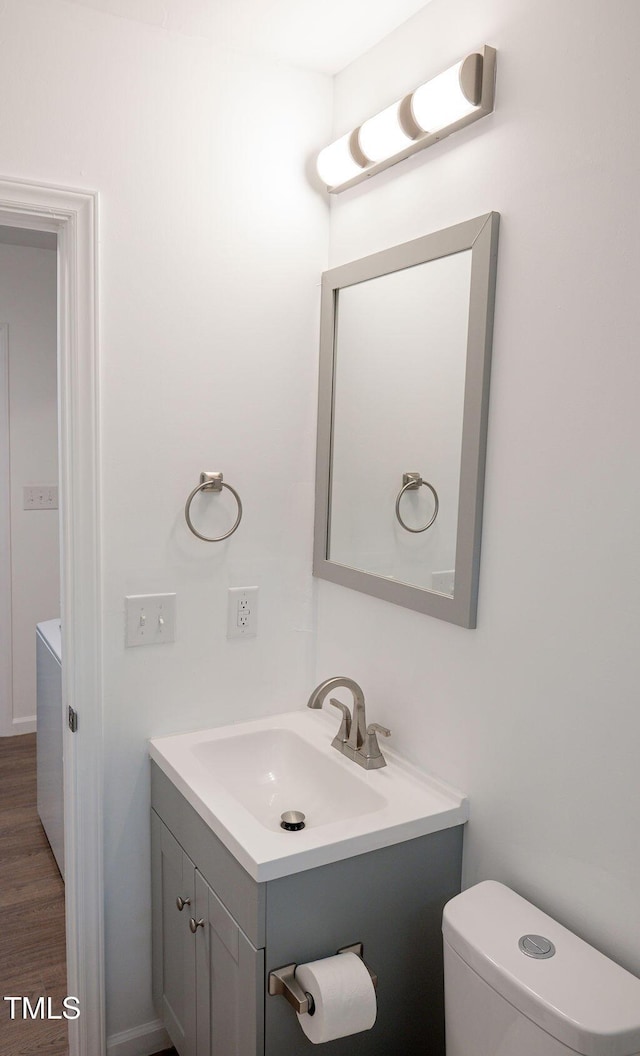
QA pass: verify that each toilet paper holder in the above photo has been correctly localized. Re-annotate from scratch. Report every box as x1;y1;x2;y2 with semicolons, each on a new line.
268;942;377;1015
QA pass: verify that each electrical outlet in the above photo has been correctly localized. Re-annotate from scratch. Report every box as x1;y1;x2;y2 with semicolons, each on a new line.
227;586;258;638
125;593;176;647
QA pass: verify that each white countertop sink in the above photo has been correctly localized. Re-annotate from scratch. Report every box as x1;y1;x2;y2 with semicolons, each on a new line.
149;709;468;882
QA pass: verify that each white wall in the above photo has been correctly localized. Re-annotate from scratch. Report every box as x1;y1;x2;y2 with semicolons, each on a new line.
317;0;640;979
0;242;59;731
0;0;331;1046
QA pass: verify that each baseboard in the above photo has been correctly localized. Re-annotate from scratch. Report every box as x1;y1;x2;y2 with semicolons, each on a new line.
106;1018;171;1056
10;715;36;735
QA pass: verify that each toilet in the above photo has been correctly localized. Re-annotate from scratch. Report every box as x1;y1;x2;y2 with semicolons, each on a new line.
443;880;640;1056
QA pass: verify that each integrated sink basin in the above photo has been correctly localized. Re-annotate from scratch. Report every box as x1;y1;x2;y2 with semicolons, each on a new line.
149;709;468;881
191;728;386;830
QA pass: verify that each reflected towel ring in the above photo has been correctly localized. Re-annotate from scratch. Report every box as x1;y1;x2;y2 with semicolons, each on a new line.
184;471;243;542
395;472;439;533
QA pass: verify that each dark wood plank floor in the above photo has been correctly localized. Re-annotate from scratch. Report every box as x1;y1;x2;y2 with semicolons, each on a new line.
0;733;68;1055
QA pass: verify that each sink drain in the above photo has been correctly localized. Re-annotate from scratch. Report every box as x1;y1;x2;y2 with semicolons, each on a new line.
280;811;306;831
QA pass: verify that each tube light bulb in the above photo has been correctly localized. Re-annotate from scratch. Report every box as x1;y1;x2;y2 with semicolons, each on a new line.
358;101;414;164
316;132;366;188
410;60;480;135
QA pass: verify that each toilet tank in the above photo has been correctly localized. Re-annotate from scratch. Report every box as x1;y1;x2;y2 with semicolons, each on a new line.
442;881;640;1056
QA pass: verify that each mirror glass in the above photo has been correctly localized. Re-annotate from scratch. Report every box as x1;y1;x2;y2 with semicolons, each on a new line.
313;213;499;627
329;251;472;596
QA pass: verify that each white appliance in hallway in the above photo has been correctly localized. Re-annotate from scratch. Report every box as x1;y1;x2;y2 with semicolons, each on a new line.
36;618;64;878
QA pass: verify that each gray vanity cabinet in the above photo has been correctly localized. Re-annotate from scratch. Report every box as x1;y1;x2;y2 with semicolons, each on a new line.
151;760;463;1056
194;871;264;1056
152;813;197;1056
151;807;264;1056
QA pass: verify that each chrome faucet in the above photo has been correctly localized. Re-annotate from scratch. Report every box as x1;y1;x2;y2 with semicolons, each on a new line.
306;676;390;770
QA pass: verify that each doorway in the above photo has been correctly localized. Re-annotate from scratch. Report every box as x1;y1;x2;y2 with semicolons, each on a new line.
0;228;59;738
0;177;103;1056
0;227;65;1054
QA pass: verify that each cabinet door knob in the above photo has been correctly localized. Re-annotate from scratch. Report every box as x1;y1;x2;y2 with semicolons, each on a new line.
176;896;191;911
189;917;205;934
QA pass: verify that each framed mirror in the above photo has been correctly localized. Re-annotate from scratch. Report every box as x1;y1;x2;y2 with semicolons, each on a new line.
312;212;499;628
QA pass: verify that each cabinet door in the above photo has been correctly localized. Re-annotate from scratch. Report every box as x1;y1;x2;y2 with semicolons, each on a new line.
195;870;264;1056
151;811;197;1056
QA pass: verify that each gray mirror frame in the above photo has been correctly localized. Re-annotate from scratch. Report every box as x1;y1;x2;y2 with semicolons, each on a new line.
312;211;499;628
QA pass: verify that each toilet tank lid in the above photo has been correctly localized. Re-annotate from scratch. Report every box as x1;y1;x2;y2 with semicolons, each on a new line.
443;881;640;1056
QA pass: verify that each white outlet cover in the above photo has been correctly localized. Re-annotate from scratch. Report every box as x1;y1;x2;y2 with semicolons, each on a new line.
125;593;176;647
227;586;258;638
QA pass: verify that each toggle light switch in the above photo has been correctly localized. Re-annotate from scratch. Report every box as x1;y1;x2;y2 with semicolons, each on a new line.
125;594;176;647
23;485;58;510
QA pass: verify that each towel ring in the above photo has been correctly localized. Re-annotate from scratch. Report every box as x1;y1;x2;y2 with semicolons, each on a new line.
184;471;243;542
395;472;439;533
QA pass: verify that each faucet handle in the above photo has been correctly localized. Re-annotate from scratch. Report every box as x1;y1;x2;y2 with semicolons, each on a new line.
328;697;351;746
367;723;390;738
362;723;391;769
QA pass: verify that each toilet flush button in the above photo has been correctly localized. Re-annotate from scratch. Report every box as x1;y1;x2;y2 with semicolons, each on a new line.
519;934;556;959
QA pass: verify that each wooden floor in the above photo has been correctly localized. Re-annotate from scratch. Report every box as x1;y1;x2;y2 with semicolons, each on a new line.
0;735;179;1056
0;733;68;1055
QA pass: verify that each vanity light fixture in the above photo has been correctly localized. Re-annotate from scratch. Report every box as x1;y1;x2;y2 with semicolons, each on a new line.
316;45;496;193
315;130;368;188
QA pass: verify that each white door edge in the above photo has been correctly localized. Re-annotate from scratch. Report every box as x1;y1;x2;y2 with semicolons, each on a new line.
0;323;12;737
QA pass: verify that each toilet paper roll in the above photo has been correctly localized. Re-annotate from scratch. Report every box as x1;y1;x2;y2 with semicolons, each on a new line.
295;952;377;1045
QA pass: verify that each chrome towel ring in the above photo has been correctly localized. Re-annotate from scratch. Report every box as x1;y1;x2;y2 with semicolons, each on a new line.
395;472;439;533
184;471;243;542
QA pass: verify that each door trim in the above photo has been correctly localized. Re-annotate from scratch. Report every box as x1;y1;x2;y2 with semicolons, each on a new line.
0;324;12;736
0;175;104;1056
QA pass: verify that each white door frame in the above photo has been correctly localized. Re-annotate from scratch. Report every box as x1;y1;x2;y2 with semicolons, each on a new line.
0;323;12;736
0;176;104;1056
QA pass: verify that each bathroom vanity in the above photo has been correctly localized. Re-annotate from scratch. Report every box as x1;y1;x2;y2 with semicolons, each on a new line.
150;710;468;1056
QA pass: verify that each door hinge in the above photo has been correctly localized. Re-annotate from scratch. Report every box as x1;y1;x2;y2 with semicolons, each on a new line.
68;706;78;733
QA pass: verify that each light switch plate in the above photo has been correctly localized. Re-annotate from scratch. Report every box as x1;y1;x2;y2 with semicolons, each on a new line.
23;485;58;510
125;593;176;647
